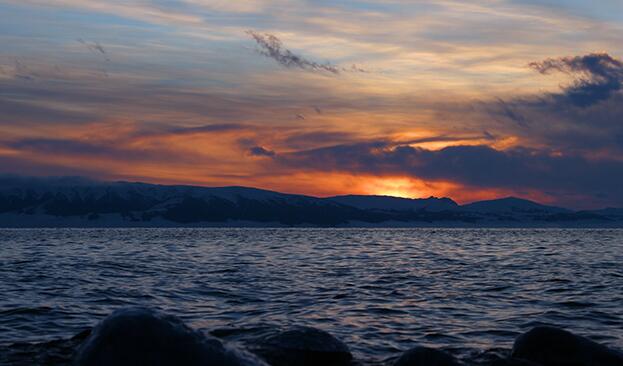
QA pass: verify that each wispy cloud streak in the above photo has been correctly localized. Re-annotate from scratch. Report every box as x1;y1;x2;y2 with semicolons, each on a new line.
77;38;110;61
247;30;341;74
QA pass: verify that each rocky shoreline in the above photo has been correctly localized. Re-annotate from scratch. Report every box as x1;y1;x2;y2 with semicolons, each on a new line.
2;307;622;366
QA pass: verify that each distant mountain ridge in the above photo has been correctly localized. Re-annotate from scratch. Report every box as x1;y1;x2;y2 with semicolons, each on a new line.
0;176;621;227
461;197;570;213
328;195;458;212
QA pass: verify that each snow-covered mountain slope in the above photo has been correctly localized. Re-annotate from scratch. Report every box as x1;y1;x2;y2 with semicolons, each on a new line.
0;176;621;227
461;197;570;213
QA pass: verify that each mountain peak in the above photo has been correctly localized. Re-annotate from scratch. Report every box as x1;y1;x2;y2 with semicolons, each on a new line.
3;175;622;227
462;196;569;213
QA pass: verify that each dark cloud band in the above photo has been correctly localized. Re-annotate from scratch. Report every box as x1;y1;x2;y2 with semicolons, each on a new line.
529;53;623;107
275;142;623;206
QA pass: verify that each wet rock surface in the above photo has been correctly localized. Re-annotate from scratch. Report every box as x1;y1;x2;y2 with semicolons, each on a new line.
2;311;623;366
74;307;267;366
511;326;623;366
247;325;353;366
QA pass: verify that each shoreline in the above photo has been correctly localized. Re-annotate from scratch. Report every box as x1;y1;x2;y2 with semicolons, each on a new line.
2;307;623;366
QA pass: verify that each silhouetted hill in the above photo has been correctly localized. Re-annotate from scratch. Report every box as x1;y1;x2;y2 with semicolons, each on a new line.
326;195;458;212
0;176;621;227
461;197;570;213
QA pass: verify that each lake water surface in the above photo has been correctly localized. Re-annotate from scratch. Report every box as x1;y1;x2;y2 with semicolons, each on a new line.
1;228;622;363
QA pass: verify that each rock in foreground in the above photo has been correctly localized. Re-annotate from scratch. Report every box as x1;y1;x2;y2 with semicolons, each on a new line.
249;325;353;366
75;307;267;366
393;346;460;366
511;326;623;366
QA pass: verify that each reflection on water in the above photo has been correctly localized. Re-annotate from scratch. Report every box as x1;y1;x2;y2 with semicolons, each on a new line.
0;228;622;362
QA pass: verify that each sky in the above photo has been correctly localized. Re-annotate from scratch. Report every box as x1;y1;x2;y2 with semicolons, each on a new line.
1;0;623;209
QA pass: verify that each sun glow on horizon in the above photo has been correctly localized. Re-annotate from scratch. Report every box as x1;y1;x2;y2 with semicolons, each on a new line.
362;177;424;199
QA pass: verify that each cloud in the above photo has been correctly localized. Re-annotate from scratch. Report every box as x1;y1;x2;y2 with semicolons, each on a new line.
77;38;110;61
0;155;108;179
0;74;320;128
274;142;623;207
281;131;355;148
166;123;249;135
6;137;187;163
492;97;527;127
529;53;623;107
246;30;341;74
401;134;487;145
12;60;36;81
247;145;275;157
483;130;496;140
0;98;96;125
126;123;252;142
8;138;131;158
475;52;623;156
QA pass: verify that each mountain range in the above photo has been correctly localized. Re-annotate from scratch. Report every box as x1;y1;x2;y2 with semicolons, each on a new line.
0;176;622;227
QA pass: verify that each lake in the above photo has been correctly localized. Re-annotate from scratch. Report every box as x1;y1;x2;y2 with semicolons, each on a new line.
1;228;622;364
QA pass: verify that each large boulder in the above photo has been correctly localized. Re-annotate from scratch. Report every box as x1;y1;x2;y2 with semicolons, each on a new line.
393;346;460;366
248;326;353;366
74;307;267;366
511;326;623;366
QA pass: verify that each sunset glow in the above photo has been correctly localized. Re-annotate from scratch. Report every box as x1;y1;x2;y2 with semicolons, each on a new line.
1;1;623;209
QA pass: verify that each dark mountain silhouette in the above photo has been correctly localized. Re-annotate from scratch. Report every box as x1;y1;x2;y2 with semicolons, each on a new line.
0;176;620;227
327;195;458;212
461;197;569;213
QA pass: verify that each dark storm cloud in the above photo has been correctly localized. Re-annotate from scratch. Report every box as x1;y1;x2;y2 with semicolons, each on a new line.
529;53;623;107
247;146;275;157
275;142;623;205
247;30;341;74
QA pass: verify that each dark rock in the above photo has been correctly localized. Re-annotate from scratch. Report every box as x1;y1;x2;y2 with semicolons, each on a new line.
74;307;267;366
511;326;623;366
490;358;543;366
249;326;352;366
393;346;460;366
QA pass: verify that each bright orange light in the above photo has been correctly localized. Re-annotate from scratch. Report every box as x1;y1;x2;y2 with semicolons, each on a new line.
363;177;418;198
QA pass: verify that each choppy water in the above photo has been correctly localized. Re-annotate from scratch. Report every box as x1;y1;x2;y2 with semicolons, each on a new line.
1;228;622;364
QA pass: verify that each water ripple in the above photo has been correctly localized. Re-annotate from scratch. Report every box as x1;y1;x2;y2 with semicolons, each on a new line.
0;228;622;363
